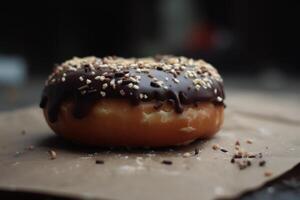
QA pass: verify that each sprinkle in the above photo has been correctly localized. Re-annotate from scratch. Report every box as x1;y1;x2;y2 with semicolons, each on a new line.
102;83;108;89
139;93;144;99
63;73;67;77
133;85;139;90
259;160;266;167
214;88;217;94
61;77;66;82
172;78;180;83
183;152;192;158
212;144;220;150
79;76;84;81
95;160;104;164
217;96;223;102
220;148;228;153
264;171;272;177
117;79;123;85
128;83;133;88
161;160;172;165
120;90;125;96
91;71;95;75
246;139;253;144
86;79;92;84
95;76;105;81
195;85;201;90
48;150;57;160
100;91;106;97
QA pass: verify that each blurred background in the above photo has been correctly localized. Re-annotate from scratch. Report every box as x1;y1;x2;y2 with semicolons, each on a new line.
0;0;299;111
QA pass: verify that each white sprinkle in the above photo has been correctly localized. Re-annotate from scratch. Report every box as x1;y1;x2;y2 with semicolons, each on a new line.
217;96;223;102
144;94;148;99
61;77;66;82
173;78;180;83
214;88;217;94
79;76;84;81
63;73;67;77
163;86;168;90
110;79;115;86
133;85;139;90
95;75;105;81
139;93;144;99
91;71;95;75
195;85;201;90
100;91;106;97
51;79;56;83
128;83;133;88
86;79;92;84
102;83;108;89
117;79;123;85
120;90;126;96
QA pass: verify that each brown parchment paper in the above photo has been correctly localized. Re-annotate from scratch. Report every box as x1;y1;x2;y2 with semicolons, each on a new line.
0;90;300;200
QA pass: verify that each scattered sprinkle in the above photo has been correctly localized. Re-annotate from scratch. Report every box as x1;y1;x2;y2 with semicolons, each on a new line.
48;150;57;160
95;160;104;164
161;160;172;165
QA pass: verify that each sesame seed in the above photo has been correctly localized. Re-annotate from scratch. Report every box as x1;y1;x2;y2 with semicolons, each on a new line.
86;79;92;84
217;96;223;102
183;152;192;158
117;79;123;84
120;90;125;96
102;83;108;89
173;78;180;83
195;85;201;90
128;83;133;88
212;144;220;150
100;91;106;97
246;139;253;144
48;150;57;160
95;76;105;81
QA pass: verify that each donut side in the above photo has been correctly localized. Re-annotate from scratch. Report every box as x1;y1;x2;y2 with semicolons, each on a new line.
43;99;224;147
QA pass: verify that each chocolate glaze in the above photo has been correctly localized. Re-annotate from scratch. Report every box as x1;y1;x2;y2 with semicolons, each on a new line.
40;56;225;122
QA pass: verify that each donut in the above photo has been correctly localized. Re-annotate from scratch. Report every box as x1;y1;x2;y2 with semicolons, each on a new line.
40;56;225;147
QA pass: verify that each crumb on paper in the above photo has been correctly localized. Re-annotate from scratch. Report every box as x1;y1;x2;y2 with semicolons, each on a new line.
183;152;192;158
264;171;273;177
212;144;220;150
48;150;57;160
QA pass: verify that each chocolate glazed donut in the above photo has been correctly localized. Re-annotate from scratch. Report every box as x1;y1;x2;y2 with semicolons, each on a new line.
40;56;225;147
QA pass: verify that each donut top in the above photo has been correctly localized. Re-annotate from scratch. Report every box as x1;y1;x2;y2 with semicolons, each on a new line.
40;56;225;122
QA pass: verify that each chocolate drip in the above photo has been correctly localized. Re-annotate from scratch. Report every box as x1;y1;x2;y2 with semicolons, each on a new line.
40;56;225;122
